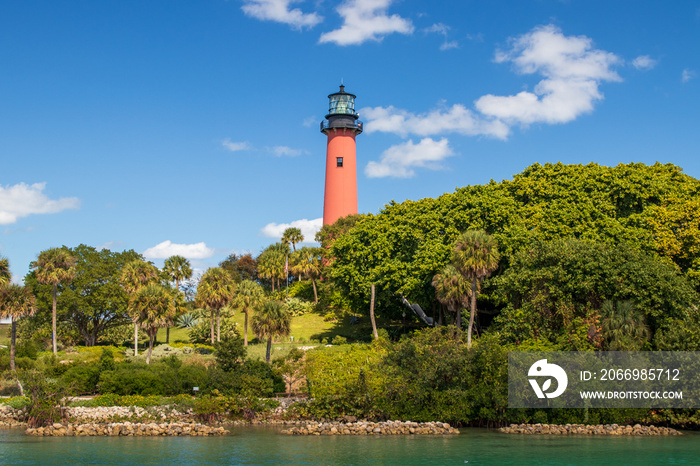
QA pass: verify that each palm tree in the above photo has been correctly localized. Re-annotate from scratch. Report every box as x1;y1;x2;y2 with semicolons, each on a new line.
196;267;235;343
0;256;10;287
233;279;264;346
162;255;193;343
432;264;471;328
282;227;304;252
252;300;292;364
451;230;500;348
0;284;37;371
30;248;77;355
292;247;322;303
600;300;649;350
129;284;177;364
120;259;159;356
257;244;288;291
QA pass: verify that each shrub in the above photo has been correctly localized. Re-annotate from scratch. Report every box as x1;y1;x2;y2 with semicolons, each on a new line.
331;335;348;345
285;297;314;317
98;362;166;395
61;364;100;395
20;370;69;428
215;336;246;372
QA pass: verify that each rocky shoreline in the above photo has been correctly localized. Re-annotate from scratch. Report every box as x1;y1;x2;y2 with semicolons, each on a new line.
500;423;681;436
281;420;459;436
26;422;228;437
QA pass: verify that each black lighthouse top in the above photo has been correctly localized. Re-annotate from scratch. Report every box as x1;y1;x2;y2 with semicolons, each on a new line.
321;85;363;134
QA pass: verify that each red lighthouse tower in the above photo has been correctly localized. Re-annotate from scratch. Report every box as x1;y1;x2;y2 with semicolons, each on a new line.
321;85;363;226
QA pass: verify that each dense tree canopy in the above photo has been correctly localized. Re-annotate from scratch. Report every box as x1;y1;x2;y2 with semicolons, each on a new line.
26;245;143;347
327;163;700;345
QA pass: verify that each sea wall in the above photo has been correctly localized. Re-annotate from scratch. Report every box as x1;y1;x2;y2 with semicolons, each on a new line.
499;423;681;436
25;422;227;437
282;420;459;435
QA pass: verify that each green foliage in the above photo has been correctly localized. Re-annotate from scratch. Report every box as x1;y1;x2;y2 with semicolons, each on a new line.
2;396;30;409
285;297;314;317
331;335;347;345
492;239;697;347
189;312;239;344
20;370;70;427
25;245;143;347
327;162;700;323
214;335;247;372
654;306;700;350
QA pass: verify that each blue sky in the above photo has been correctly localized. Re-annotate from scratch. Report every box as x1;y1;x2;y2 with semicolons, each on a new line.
1;0;699;281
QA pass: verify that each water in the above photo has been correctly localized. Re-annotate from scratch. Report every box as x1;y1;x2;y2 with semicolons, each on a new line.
1;426;698;465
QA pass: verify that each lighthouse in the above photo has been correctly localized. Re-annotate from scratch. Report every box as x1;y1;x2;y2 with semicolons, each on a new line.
321;85;363;226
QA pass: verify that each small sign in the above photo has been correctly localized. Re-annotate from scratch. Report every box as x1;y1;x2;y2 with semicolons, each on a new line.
193;387;199;392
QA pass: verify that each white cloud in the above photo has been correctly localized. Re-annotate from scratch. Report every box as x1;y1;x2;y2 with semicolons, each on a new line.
475;24;621;125
632;55;657;71
424;23;459;51
440;40;459;51
142;241;215;260
682;68;696;83
365;138;454;178
260;218;322;241
241;0;322;29
319;0;413;46
222;139;252;152
363;25;622;178
0;182;80;225
270;146;306;157
361;104;510;139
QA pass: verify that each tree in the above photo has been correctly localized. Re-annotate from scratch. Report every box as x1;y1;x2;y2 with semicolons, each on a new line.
600;300;649;351
432;264;471;328
197;267;235;343
25;245;143;347
162;255;193;343
257;244;288;292
452;230;500;348
282;227;304;252
0;284;37;370
0;256;9;287
129;284;176;364
291;247;322;303
233;279;264;346
219;253;258;282
252;300;291;364
120;259;159;356
30;247;77;355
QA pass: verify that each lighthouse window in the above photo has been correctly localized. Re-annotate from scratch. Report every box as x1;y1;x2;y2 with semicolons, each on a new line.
336;157;344;167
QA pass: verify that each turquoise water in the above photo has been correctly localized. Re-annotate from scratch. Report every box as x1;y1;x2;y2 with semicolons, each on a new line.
1;426;698;465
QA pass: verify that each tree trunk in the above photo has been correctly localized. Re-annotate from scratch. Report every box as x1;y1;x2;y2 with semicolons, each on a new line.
146;334;154;364
266;337;272;364
244;310;249;346
216;308;221;342
166;326;170;344
52;283;58;355
467;278;478;348
370;284;378;340
134;323;139;356
10;318;16;371
312;279;318;304
210;309;215;344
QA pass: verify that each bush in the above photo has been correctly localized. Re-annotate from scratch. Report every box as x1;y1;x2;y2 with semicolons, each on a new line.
98;361;166;395
285;297;314;317
20;370;69;428
61;364;101;395
331;335;348;345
